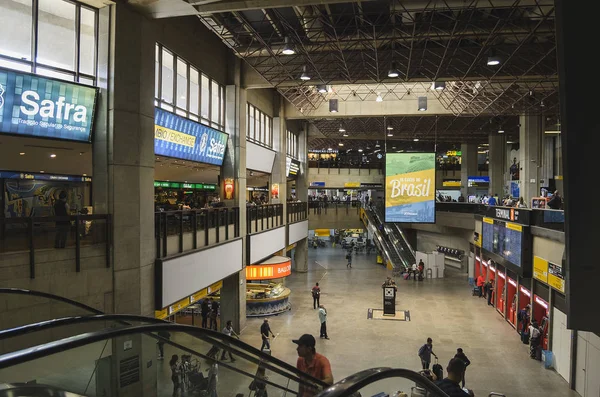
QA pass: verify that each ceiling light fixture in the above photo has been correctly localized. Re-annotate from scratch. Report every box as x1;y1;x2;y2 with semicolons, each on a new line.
282;36;295;55
358;149;363;152
339;124;346;132
40;171;45;173
375;141;381;148
19;152;25;156
300;65;311;81
387;124;394;130
376;93;383;102
50;154;56;158
487;50;501;66
327;147;333;151
338;142;344;146
329;99;338;113
418;96;427;111
317;84;327;93
387;132;394;137
433;81;446;90
387;62;400;78
343;133;348;137
413;138;420;142
498;129;504;134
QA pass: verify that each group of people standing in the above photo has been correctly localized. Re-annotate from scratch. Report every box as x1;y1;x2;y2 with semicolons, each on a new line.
200;298;220;330
418;338;474;396
475;274;495;306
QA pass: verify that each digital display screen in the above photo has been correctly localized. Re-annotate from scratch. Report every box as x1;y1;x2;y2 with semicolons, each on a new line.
0;67;98;142
385;152;436;223
154;108;228;166
483;218;523;267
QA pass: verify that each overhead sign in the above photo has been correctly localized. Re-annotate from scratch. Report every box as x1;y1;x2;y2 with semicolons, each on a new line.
442;179;461;187
344;182;361;188
446;150;462;156
548;261;565;293
154;107;228;166
288;159;300;176
310;182;325;187
0;67;98;142
154;180;217;190
245;259;292;280
385;152;435;223
485;207;530;225
468;176;489;187
0;171;91;182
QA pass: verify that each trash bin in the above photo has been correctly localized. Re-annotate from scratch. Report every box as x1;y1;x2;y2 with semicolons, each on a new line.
542;350;553;369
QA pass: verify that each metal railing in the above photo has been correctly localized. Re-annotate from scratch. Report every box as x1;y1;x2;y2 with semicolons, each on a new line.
287;201;308;223
155;208;240;259
246;204;284;234
0;215;111;278
308;200;362;215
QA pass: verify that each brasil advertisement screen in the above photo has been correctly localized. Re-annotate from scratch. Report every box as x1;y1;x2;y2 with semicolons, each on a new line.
154;108;228;166
385;152;436;223
0;67;98;142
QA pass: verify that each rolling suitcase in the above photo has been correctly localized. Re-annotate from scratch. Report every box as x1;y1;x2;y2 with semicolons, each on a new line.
432;358;443;381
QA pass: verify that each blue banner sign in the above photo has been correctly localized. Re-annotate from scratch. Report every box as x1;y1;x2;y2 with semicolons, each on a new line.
310;182;325;187
0;67;98;142
154;108;228;166
0;171;91;182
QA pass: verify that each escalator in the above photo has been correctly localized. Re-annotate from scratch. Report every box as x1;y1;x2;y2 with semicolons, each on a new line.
362;207;407;271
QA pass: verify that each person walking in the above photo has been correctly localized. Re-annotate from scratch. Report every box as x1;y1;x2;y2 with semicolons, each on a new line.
435;358;473;397
293;334;333;397
169;354;181;397
311;283;321;309
318;305;329;339
209;299;219;330
260;319;275;351
157;330;171;360
53;191;70;249
221;320;240;361
487;280;495;306
346;247;353;269
200;299;210;329
454;348;471;388
418;337;438;369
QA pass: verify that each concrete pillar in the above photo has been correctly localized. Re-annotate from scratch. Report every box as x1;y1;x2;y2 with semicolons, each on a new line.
220;54;247;332
93;3;155;316
270;111;287;211
519;115;542;203
294;122;309;273
460;143;478;198
488;134;506;198
294;238;308;273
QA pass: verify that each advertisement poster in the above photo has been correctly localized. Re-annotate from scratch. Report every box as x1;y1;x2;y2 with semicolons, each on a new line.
154;108;228;166
4;179;87;218
271;183;280;199
385;153;435;223
224;178;234;200
0;67;98;142
510;181;520;199
548;261;565;293
533;256;549;283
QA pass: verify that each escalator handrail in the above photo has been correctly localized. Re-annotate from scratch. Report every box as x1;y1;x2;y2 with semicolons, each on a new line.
0;314;166;340
365;208;409;269
0;288;103;315
0;322;329;390
316;367;449;397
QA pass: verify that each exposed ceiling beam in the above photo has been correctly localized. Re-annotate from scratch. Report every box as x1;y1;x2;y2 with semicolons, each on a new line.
191;0;378;14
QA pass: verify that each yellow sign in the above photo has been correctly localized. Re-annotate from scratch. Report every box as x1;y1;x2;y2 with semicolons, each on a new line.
155;307;168;319
483;217;494;224
473;233;482;247
344;182;361;188
154;125;196;148
155;280;223;319
442;180;461;187
506;222;523;232
314;229;330;236
533;256;549;283
548;262;565;293
286;243;297;251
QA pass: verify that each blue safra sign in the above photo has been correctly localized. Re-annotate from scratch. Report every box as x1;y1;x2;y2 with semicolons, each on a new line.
154;108;228;166
0;67;98;142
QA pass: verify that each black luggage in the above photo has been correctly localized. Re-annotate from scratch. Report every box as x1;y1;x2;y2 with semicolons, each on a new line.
521;332;530;344
432;359;443;380
472;286;481;296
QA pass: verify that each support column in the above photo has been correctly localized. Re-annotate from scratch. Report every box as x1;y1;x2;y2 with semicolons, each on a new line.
488;134;506;198
270;109;287;212
460;143;478;198
556;0;600;333
294;122;309;273
519;115;542;203
220;54;247;332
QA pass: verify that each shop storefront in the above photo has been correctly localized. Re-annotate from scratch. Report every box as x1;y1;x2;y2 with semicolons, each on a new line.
244;256;292;316
154;180;218;210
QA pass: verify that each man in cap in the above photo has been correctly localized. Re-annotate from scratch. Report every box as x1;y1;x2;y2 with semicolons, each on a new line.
293;334;333;397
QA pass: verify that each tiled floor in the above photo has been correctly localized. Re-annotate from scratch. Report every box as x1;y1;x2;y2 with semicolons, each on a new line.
239;246;579;397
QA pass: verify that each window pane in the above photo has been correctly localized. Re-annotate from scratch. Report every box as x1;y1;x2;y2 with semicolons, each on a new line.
221;86;226;127
38;0;76;70
155;45;160;99
79;76;94;86
249;105;255;139
0;0;32;60
176;108;186;117
36;67;75;81
161;49;174;104
211;80;219;124
189;67;199;115
160;102;174;112
79;7;96;76
201;75;210;119
176;58;187;110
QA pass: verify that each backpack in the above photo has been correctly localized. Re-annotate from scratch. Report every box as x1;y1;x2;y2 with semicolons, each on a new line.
418;344;427;357
517;310;523;322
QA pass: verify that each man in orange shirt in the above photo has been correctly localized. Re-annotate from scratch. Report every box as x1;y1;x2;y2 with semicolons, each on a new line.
476;274;485;298
293;334;333;397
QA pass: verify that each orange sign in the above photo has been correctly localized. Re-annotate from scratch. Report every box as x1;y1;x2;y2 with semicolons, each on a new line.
246;260;292;280
271;183;280;199
224;178;234;199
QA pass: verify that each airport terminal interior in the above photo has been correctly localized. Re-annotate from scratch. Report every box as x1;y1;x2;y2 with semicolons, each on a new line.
0;1;598;397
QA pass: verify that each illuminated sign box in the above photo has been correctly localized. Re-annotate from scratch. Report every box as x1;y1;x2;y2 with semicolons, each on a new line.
385;152;436;223
154;108;228;166
468;176;490;187
246;258;292;280
0;171;91;182
0;67;98;142
154;180;217;190
442;179;461;187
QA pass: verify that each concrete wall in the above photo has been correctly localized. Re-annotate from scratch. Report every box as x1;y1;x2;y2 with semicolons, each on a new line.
413;227;473;270
308;168;384;188
533;235;564;264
